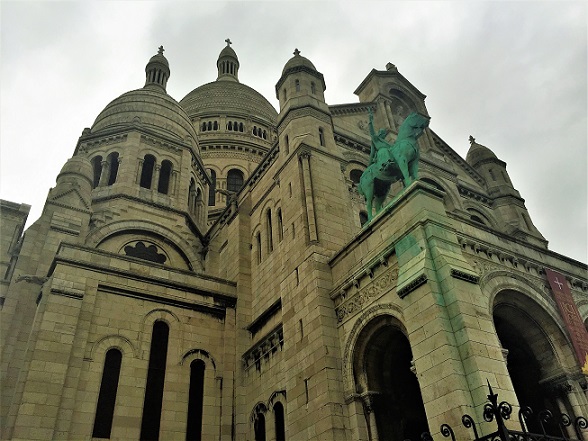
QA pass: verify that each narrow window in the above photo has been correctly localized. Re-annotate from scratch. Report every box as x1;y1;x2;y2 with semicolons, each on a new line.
254;414;266;441
253;127;258;136
263;130;267;140
285;135;289;154
489;168;496;181
140;155;156;189
186;360;205;441
288;183;292;198
140;321;170;441
207;122;212;131
227;121;232;131
299;319;304;340
201;122;206;132
227;169;244;193
208;170;216;206
189;179;196;212
107;152;119;186
277;209;283;242
291;222;295;239
359;211;368;226
283;89;287;101
295;79;300;92
92;348;122;439
304;379;309;404
295;268;299;285
239;122;244;132
274;402;285;441
256;232;262;263
319;128;325;146
91;156;103;189
213;121;218;130
158;160;173;194
267;209;273;252
311;82;316;94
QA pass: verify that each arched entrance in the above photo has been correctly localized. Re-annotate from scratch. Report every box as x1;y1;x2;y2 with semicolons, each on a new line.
353;316;428;440
493;290;578;433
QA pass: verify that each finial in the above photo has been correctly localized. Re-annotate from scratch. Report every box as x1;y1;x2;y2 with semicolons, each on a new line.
469;135;476;145
158;45;164;55
293;48;301;56
225;38;232;46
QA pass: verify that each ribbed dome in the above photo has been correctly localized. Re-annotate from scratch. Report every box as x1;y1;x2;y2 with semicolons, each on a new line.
180;81;278;123
282;49;317;75
91;88;198;142
466;137;498;168
148;52;169;68
218;44;238;60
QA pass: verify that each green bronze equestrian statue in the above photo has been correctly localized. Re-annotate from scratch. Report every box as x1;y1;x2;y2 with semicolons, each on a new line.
357;107;430;221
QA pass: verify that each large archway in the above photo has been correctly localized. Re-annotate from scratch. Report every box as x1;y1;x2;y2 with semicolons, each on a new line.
353;316;428;440
493;290;578;433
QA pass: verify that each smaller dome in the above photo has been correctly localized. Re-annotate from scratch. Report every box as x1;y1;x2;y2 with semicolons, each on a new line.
57;156;93;186
218;43;238;61
466;136;498;168
282;48;317;75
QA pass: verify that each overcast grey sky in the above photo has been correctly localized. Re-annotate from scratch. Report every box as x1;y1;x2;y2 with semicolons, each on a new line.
1;1;586;263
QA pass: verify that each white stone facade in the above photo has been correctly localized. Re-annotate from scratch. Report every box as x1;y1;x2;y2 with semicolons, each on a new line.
1;43;587;441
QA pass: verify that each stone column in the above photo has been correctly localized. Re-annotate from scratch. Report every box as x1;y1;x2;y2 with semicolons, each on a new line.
298;150;318;243
98;160;109;186
153;164;161;192
361;392;379;441
136;159;144;184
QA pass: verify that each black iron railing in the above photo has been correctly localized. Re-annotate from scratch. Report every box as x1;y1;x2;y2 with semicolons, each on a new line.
408;382;587;441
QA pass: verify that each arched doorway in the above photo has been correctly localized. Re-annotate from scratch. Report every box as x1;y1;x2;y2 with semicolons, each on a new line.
493;290;577;434
353;316;428;440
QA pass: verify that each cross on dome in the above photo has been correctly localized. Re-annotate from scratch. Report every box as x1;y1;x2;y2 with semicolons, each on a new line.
158;45;165;55
469;135;476;144
225;38;232;46
293;48;301;56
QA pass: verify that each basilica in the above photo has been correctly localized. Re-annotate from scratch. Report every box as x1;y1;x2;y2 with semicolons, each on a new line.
1;42;587;441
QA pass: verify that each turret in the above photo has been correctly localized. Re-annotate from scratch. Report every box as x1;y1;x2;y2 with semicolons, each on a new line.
466;136;547;247
216;39;240;82
144;46;170;92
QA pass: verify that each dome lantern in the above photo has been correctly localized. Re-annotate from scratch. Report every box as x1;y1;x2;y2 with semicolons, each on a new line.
217;39;240;82
144;45;170;92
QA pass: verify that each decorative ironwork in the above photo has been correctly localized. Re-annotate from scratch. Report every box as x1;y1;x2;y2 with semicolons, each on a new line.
412;381;588;441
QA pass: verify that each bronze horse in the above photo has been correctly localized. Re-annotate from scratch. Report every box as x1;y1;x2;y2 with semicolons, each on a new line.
357;109;430;221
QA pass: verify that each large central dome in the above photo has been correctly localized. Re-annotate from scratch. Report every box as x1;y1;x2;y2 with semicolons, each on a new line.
180;40;277;124
180;81;278;123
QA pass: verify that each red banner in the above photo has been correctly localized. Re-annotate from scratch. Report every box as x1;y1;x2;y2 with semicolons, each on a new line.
545;268;588;373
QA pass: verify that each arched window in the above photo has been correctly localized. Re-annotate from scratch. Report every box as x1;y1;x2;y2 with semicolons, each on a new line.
253;126;258;136
227;169;244;193
158;160;173;194
227;121;233;131
266;209;273;253
295;79;300;92
213;121;218;130
262;130;267;140
186;360;205;441
208;170;216;206
274;402;285;441
318;128;325;146
107;152;119;186
239;122;244;132
140;321;169;441
359;211;368;226
91;156;103;189
277;208;284;242
350;169;363;185
140;155;156;189
189;178;196;213
311;82;316;94
92;348;122;439
284;135;289;154
207;122;212;131
256;232;262;263
254;413;266;441
201;122;206;132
